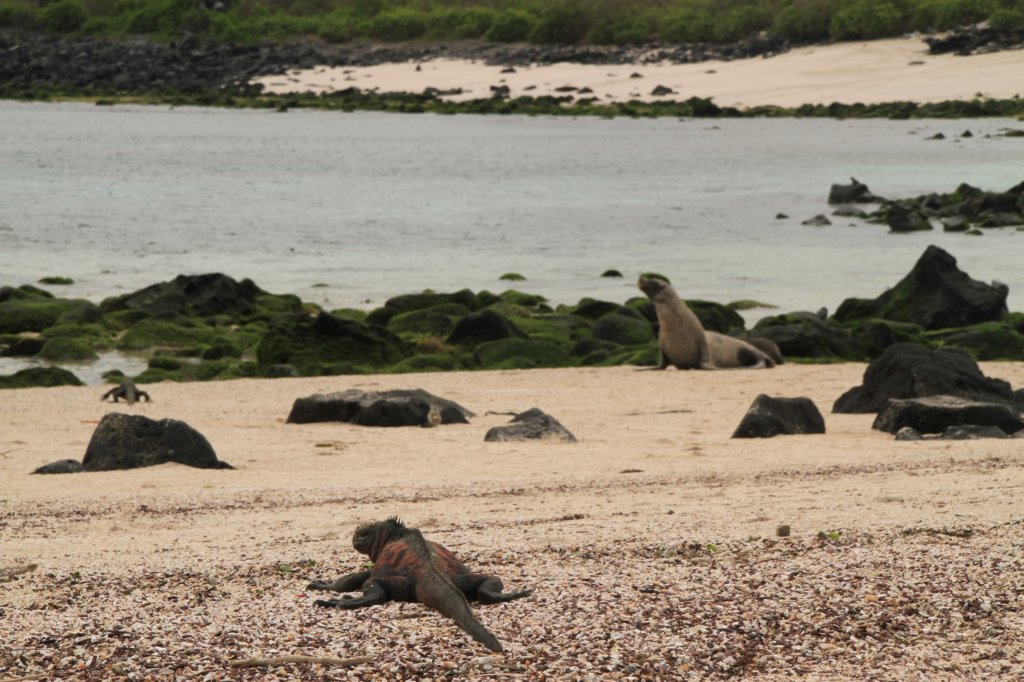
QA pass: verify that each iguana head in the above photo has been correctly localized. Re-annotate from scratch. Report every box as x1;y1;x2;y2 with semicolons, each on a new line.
352;517;407;562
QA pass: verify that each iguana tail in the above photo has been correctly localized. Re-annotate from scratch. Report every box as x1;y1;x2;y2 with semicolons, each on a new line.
406;531;503;652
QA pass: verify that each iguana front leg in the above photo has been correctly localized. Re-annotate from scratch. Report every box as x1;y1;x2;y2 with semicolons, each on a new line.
307;569;371;592
315;580;389;609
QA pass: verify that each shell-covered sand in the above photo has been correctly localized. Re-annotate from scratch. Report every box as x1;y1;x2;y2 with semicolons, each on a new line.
2;363;1023;680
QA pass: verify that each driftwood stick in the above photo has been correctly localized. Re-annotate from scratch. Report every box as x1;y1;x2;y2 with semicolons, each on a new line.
0;674;48;682
228;654;373;669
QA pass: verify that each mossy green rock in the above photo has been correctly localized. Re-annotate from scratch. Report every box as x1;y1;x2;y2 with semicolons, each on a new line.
447;309;528;346
201;341;242;360
591;313;653;346
833;245;1007;330
365;289;481;326
569;298;623;321
0;285;54;303
570;337;619;358
687;300;746;334
0;366;84;389
599;344;659;367
841;319;924;358
100;273;281;319
473;338;573;369
37;337;99;361
941;327;1024;360
498;290;551;310
387;303;471;336
754;313;866;360
0;297;100;333
118;318;217;351
389;354;464;373
149;355;184;371
257;312;409;375
503;312;590;346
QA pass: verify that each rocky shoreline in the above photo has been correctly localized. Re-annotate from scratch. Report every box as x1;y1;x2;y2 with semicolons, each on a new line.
0;30;789;98
2;210;1023;388
2;28;1023;113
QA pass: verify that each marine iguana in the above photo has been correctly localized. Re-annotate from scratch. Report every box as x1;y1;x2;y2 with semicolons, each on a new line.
100;378;150;404
308;517;531;652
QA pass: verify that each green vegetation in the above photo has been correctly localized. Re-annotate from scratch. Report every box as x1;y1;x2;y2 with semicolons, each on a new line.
2;0;1022;46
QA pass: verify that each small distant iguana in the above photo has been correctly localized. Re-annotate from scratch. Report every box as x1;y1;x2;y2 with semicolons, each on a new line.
307;517;531;652
101;378;150;404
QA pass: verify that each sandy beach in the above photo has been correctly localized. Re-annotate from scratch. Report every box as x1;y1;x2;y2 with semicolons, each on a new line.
2;362;1023;679
253;37;1024;108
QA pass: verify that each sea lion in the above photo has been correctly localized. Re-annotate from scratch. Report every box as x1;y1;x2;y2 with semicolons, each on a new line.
638;276;776;370
637;275;713;370
706;331;777;369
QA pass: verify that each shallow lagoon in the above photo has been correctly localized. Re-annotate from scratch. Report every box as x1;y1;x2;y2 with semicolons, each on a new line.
2;101;1022;318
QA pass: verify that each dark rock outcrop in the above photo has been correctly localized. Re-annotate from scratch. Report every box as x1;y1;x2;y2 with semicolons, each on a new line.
833;245;1008;329
833;343;1020;413
287;388;473;427
82;412;232;470
925;26;1024;56
731;395;826;438
873;395;1024;435
885;204;932;232
828;177;884;204
99;273;288;319
484;408;577;442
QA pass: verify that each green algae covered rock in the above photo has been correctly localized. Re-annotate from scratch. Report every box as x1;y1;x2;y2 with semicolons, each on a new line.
257;312;409;376
0;366;84;389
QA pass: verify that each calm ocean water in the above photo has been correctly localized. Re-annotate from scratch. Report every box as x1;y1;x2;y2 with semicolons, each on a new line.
2;101;1022;329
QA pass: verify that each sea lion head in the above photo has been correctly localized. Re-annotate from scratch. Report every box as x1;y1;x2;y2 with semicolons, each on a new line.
637;274;671;299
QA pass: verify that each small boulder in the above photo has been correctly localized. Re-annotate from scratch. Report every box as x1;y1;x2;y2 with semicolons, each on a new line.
82;412;232;471
872;395;1024;435
484;408;577;442
287;388;473;427
732;395;826;438
801;214;832;226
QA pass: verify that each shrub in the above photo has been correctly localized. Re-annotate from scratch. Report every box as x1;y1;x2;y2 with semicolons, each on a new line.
529;1;592;44
916;0;999;30
0;1;42;29
770;0;837;42
318;9;357;42
427;6;494;39
589;15;649;44
43;0;87;33
367;7;428;41
711;5;772;43
989;8;1024;30
484;8;534;42
660;8;714;43
830;0;907;39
